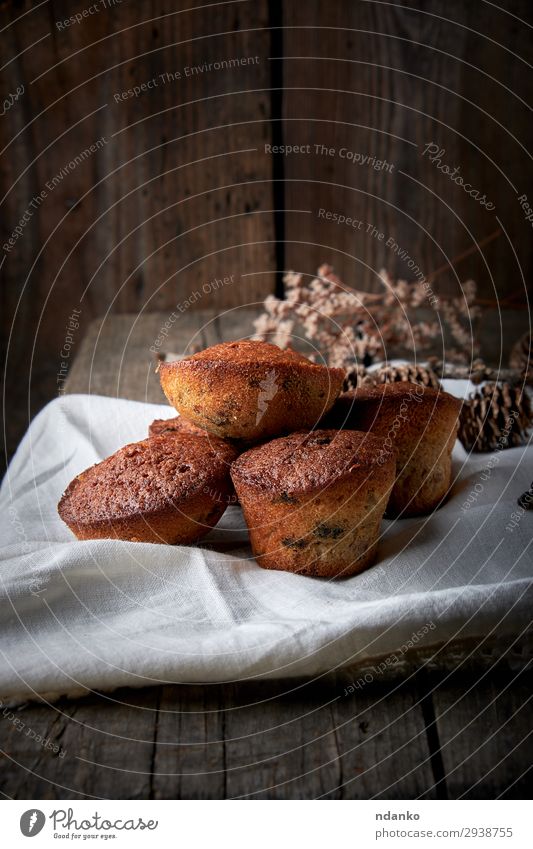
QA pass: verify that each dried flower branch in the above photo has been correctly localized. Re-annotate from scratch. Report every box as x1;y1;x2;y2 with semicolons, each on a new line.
253;263;481;367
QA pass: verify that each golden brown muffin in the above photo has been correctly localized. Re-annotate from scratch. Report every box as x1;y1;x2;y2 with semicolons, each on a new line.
231;429;395;578
158;340;345;442
324;382;461;517
149;415;210;438
58;433;237;543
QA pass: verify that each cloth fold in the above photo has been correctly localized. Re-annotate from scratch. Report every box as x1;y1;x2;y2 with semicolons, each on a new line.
0;391;531;705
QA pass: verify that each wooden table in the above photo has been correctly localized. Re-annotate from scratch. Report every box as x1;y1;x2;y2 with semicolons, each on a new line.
1;313;531;800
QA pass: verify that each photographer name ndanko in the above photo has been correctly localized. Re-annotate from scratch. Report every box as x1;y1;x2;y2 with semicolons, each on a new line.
114;56;260;102
264;143;394;172
376;811;420;821
49;807;158;834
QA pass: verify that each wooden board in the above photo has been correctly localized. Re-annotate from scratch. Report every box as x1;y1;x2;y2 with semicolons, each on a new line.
120;674;436;800
280;0;533;299
2;4;533;799
433;667;533;799
0;0;275;460
1;670;531;799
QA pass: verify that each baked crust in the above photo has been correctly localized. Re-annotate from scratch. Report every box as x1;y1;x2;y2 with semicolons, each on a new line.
231;429;395;578
149;416;211;438
159;340;345;441
323;382;462;517
148;415;242;504
58;433;237;543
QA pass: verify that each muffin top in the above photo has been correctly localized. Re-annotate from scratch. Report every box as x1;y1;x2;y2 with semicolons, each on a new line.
164;340;343;378
181;340;310;366
149;415;211;437
59;433;237;524
350;381;459;405
357;381;424;399
327;381;461;427
231;429;393;495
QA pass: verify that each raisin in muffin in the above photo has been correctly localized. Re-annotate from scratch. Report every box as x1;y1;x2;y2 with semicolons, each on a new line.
158;340;345;442
324;382;461;517
231;429;395;578
58;433;237;543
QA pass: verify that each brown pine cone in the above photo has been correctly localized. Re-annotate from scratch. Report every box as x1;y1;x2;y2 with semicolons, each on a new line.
343;364;369;391
343;362;441;391
458;382;532;452
371;363;441;389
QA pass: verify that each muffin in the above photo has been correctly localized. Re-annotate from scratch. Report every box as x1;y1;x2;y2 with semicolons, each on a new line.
158;340;345;441
231;429;395;578
324;382;461;517
58;432;237;543
149;415;210;438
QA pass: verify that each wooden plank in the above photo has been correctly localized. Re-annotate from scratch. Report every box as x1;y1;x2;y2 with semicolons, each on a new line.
2;671;532;798
0;675;435;800
0;0;275;315
222;679;342;799
433;668;533;799
1;0;275;458
151;684;226;800
155;674;435;800
0;687;160;799
331;670;437;799
280;0;533;301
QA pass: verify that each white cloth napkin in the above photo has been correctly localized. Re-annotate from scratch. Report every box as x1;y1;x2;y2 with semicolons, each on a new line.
1;391;532;705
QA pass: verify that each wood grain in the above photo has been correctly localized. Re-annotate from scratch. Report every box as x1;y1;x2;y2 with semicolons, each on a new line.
1;1;532;803
280;0;533;299
330;671;436;799
2;1;532;465
433;667;533;799
0;0;275;461
1;671;531;799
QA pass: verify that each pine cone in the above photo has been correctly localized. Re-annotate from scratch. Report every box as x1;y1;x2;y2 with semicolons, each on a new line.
458;382;532;452
428;357;492;384
371;363;441;389
343;364;368;391
343;362;441;391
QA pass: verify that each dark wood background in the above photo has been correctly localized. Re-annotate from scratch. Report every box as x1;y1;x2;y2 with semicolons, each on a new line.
1;1;532;802
1;0;532;463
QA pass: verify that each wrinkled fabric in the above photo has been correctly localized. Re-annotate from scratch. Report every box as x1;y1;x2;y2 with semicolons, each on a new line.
0;391;531;705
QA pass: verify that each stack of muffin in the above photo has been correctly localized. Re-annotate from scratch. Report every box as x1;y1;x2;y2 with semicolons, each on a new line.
58;341;461;578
